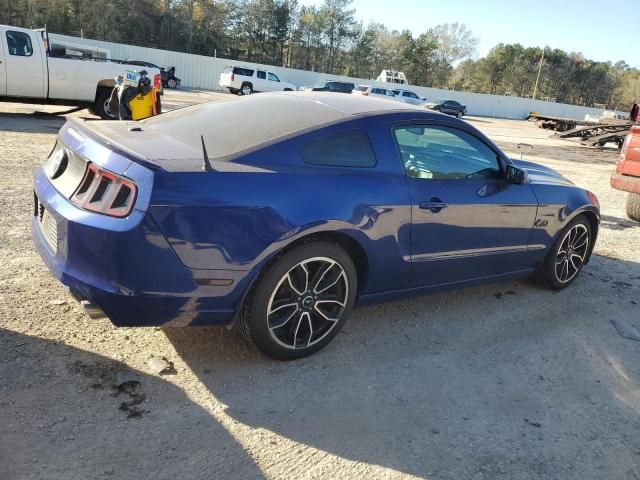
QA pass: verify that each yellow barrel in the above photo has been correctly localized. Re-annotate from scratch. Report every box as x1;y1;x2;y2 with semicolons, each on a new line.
129;91;156;120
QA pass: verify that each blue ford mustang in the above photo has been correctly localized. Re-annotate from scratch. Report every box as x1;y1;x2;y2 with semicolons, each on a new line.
33;92;600;359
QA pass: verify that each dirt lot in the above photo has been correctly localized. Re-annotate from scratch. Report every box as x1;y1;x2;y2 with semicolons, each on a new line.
1;91;639;480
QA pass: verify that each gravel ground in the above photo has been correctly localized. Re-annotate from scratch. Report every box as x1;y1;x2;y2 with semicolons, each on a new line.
1;92;639;480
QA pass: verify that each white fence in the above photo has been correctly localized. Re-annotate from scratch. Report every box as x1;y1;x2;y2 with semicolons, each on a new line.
50;33;621;121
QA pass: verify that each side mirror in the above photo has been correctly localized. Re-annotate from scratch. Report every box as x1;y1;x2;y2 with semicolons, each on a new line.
506;165;528;185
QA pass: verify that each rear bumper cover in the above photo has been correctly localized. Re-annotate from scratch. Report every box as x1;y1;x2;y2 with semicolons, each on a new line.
33;167;250;327
611;173;640;194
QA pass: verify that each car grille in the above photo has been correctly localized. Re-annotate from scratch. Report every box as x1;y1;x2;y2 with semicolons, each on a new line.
34;193;58;253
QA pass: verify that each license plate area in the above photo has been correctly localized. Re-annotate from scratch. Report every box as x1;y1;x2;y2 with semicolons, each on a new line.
34;193;58;254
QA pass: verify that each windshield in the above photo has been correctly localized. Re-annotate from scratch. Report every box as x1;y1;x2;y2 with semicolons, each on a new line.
355;85;368;92
313;81;329;88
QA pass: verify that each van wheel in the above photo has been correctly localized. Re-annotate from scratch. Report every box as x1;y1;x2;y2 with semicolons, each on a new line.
627;193;640;222
240;83;253;96
94;88;117;120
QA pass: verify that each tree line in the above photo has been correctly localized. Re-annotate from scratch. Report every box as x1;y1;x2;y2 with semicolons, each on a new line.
2;0;638;110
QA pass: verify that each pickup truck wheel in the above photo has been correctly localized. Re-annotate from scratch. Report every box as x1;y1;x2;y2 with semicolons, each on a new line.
94;88;117;120
626;193;640;222
240;83;253;96
167;78;178;89
239;242;357;360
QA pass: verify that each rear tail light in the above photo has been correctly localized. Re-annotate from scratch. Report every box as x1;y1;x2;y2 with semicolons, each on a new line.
71;163;137;218
587;191;600;210
231;73;235;82
153;74;161;89
362;92;369;96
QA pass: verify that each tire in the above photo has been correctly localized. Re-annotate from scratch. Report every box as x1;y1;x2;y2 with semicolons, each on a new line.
284;88;293;92
167;78;178;89
456;111;462;118
536;215;592;290
94;87;117;120
626;193;640;222
240;83;253;96
239;242;357;360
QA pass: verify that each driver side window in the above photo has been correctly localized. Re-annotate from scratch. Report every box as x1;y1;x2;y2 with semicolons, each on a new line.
394;125;501;180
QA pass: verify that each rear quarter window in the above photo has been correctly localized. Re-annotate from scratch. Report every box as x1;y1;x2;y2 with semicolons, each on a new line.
301;130;376;168
233;67;255;77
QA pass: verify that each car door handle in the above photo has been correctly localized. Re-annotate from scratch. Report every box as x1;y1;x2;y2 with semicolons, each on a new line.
419;198;449;213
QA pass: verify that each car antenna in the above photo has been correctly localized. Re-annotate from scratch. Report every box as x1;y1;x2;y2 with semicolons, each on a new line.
201;135;214;172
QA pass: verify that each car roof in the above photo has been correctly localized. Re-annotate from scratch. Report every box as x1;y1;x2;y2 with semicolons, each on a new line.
90;92;420;170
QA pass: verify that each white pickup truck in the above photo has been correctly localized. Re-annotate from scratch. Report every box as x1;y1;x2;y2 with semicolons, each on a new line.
0;25;161;119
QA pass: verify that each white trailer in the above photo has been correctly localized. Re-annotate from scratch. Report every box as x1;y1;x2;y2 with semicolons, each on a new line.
376;69;408;85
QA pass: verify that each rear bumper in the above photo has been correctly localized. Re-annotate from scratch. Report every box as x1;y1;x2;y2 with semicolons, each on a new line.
611;173;640;194
33;168;251;327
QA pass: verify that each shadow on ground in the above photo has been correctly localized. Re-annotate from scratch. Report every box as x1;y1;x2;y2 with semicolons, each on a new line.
0;112;67;134
0;328;264;480
165;254;640;479
600;214;639;231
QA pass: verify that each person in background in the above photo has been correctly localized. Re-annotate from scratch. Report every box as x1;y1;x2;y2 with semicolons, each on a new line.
630;100;639;123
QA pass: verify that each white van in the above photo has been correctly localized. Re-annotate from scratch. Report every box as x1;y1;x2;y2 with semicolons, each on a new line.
219;65;296;95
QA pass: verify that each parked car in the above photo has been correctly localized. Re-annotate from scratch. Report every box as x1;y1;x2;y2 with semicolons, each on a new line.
219;65;295;95
611;125;640;221
426;99;467;117
33;92;600;360
299;80;354;93
0;24;161;119
352;85;396;100
126;60;181;89
391;88;426;106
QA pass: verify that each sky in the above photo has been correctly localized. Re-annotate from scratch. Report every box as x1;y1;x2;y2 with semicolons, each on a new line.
297;0;639;68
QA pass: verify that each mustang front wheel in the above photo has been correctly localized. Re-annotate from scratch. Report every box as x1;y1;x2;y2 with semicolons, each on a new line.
240;242;357;360
537;216;592;289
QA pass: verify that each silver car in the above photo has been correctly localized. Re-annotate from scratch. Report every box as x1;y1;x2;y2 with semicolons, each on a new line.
352;85;397;100
391;89;426;106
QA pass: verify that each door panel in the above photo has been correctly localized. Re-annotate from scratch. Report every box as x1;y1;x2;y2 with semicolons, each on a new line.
0;33;6;95
408;178;538;286
393;124;538;287
267;72;281;91
4;30;45;98
256;70;267;92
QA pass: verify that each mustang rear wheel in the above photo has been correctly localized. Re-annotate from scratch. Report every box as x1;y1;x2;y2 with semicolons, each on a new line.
537;216;592;290
240;242;357;360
